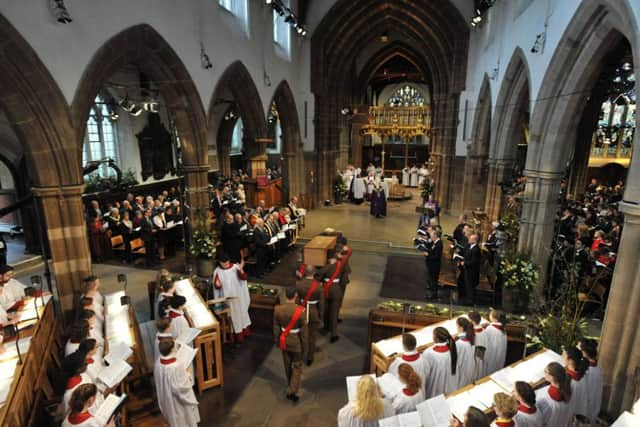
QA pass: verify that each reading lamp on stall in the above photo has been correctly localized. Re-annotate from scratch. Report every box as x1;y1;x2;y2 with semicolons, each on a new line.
118;273;130;306
30;275;46;313
401;303;411;334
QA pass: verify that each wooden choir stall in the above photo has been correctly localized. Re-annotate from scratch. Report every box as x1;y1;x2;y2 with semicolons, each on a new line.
173;278;224;391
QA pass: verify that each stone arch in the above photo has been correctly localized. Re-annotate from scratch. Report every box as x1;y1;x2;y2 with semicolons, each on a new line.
311;0;469;203
270;80;303;200
0;13;90;312
72;24;210;208
483;47;531;220
208;61;268;177
513;1;639;415
461;75;492;212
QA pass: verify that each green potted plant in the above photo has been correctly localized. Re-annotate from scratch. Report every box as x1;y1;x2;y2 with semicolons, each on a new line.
189;228;217;277
333;175;348;204
500;253;538;313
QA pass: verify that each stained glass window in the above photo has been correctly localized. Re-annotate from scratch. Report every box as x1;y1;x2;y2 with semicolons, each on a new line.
83;95;119;177
231;119;244;155
387;85;426;107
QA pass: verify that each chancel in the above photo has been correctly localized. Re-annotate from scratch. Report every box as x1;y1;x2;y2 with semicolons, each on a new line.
0;0;639;426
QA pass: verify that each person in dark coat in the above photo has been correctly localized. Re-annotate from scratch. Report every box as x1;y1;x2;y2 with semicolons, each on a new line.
253;218;269;278
221;212;242;263
424;229;443;299
370;182;387;218
463;234;481;305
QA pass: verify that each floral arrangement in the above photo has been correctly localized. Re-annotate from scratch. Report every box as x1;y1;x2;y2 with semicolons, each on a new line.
499;254;539;290
333;175;348;201
247;284;278;297
189;229;216;259
83;168;139;193
420;178;435;200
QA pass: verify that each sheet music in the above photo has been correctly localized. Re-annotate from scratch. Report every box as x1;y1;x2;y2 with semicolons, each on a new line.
446;391;487;421
0;359;18;380
277;232;286;240
0;379;11;405
98;359;132;388
346;374;375;401
268;236;278;245
290;223;297;230
375;337;402;357
417;394;451;427
0;336;32;362
377;373;404;399
104;341;133;365
490;367;516;391
467;380;508;407
94;393;126;423
379;412;421;427
176;327;201;345
133;226;141;232
611;411;640;427
175;344;198;369
240;224;248;231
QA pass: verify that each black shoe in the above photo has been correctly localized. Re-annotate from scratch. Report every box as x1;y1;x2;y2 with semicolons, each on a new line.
286;394;299;403
337;318;343;323
306;358;314;366
330;336;340;343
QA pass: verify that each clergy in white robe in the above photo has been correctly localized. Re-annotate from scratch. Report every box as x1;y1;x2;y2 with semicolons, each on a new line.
353;178;365;201
154;339;200;427
454;318;476;389
364;173;376;198
513;381;543;427
409;166;418;187
578;339;603;421
482;317;507;375
418;166;428;186
154;280;176;320
422;327;458;397
537;363;576;427
390;363;425;414
401;167;410;186
337;375;394;427
213;256;251;340
163;295;190;339
154;318;173;361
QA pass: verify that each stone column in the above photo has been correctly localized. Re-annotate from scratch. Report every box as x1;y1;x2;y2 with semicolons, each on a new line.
517;169;563;298
183;164;211;213
484;158;516;221
461;154;488;212
599;129;640;415
32;184;92;314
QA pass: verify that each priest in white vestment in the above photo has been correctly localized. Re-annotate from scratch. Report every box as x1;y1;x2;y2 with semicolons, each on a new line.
154;339;200;427
409;166;419;187
402;167;410;186
418;165;428;186
213;254;251;341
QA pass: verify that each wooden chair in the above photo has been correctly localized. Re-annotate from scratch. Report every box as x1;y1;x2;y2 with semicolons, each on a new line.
110;235;126;260
130;238;146;264
579;283;608;318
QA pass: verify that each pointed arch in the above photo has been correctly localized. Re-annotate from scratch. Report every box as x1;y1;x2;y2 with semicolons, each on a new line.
490;47;531;163
0;14;76;186
461;75;493;212
71;24;208;168
208;61;268;149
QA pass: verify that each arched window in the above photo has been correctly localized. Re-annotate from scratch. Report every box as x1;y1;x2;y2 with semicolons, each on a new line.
273;0;291;60
231;118;244;155
387;85;426;107
83;95;119;177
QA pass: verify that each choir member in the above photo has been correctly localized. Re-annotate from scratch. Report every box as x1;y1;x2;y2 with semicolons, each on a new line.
154;338;200;427
0;285;20;329
81;276;104;307
154;278;175;322
62;356;104;416
578;338;603;421
273;287;308;403
537;362;575;427
409;165;418;187
513;381;543;427
482;309;507;375
79;297;104;328
563;346;590;419
455;317;476;388
468;311;487;380
0;264;26;310
66;321;91;356
423;326;458;397
213;253;252;342
163;295;189;339
388;333;427;383
295;265;323;366
391;363;425;414
491;392;518;427
155;317;173;361
79;309;104;348
62;384;115;427
449;406;490;427
337;375;394;427
76;339;104;384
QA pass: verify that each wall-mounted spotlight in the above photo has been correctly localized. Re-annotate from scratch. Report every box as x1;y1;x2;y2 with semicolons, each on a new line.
118;95;135;112
200;44;213;69
142;101;159;113
264;70;272;87
267;1;308;37
50;0;72;24
489;67;499;81
130;104;144;116
341;107;353;116
224;110;237;121
531;32;546;54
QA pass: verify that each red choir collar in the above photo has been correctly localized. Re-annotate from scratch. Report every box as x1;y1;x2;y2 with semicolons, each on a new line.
589;360;598;367
432;343;449;353
401;352;420;362
168;309;182;318
221;264;234;270
566;368;583;381
494;419;515;427
402;388;418;396
86;358;94;365
160;357;176;365
68;412;93;424
457;334;469;342
491;322;503;330
69;339;81;344
518;404;537;414
548;385;563;402
66;375;83;390
474;327;484;333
